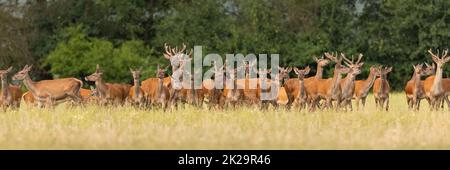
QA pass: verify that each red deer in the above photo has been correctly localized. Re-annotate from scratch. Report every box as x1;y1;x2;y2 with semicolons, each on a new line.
163;43;193;109
202;63;224;109
373;66;392;111
404;63;434;111
23;88;95;106
354;66;379;110
339;53;364;111
0;67;22;110
219;68;244;108
128;68;146;108
147;65;170;110
85;65;129;106
12;65;83;108
284;56;329;109
315;52;350;111
258;67;291;109
423;49;449;110
292;66;310;110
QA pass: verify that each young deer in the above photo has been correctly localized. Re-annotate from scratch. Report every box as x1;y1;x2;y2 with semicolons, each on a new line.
151;65;170;110
129;68;146;108
293;66;310;110
404;63;435;110
423;49;449;111
85;65;129;106
315;52;350;111
202;63;224;109
220;68;244;109
284;56;329;109
0;67;22;110
339;53;364;111
373;66;392;111
353;66;379;110
13;65;83;108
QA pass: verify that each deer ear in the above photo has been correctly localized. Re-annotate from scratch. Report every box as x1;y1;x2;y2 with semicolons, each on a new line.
27;65;33;71
387;67;393;73
358;62;364;67
130;68;134;73
6;66;13;73
293;67;299;74
304;66;311;75
287;67;292;73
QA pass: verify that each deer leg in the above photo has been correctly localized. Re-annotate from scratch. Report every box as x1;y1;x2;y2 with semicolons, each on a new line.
384;97;389;111
359;97;365;111
355;97;360;111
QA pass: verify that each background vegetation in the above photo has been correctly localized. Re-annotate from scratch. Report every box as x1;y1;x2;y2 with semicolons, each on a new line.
0;0;449;89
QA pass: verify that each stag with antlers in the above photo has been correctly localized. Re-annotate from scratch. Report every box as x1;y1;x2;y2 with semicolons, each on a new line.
163;43;193;109
422;49;449;111
339;53;364;111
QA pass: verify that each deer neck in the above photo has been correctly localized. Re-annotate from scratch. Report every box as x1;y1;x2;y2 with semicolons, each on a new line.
361;70;377;94
23;74;39;97
432;65;443;95
330;69;343;94
315;65;324;79
412;72;421;91
95;78;108;98
134;79;140;97
298;78;305;98
342;73;356;93
1;77;9;99
156;78;164;98
379;75;387;94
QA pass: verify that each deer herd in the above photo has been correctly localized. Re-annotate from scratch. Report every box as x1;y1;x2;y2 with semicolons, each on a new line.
0;45;449;112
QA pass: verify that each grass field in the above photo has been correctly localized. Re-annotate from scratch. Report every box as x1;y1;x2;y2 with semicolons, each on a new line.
1;93;450;149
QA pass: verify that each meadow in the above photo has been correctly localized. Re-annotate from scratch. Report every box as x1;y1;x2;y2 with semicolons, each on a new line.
0;93;449;150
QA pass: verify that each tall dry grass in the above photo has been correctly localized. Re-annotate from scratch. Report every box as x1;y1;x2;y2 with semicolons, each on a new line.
0;93;449;149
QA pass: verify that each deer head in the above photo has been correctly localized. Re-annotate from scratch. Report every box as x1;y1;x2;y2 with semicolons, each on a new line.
313;56;330;67
369;66;380;77
130;68;142;81
0;66;13;80
428;49;449;69
85;64;103;82
423;62;436;76
377;66;392;79
412;63;424;76
277;66;292;83
341;53;364;76
293;66;310;80
164;43;192;72
324;52;349;74
156;64;170;79
12;65;32;81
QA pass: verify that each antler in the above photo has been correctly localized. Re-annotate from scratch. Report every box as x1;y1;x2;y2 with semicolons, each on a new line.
340;53;352;67
324;52;338;63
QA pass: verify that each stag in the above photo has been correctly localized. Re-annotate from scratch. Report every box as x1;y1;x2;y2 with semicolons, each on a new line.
0;67;22;110
373;66;392;111
339;53;364;111
423;49;449;111
13;65;83;108
163;43;193;109
315;52;350;111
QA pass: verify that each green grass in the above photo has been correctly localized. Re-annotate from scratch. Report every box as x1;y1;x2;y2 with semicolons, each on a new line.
1;93;450;149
